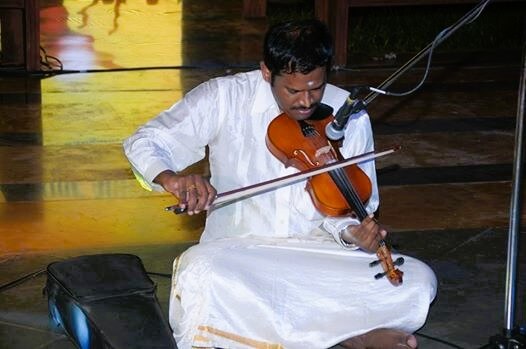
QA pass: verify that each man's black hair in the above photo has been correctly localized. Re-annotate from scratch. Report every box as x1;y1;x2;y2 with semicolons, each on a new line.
263;19;333;83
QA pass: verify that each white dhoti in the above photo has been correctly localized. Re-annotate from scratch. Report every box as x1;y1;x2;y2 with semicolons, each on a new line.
169;237;437;349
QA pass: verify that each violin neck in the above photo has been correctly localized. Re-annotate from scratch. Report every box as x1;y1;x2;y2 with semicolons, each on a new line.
329;167;369;221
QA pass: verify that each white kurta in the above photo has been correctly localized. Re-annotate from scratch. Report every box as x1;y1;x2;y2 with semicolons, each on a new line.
123;70;437;349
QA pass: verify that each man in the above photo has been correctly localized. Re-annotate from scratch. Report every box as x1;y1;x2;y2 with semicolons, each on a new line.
124;19;436;349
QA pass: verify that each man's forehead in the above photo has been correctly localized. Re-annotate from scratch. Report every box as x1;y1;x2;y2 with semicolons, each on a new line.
276;70;326;88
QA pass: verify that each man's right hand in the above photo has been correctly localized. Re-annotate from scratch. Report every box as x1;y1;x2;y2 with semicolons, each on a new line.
153;170;217;215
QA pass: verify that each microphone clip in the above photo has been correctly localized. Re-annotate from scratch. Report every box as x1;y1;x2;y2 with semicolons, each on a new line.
325;87;368;141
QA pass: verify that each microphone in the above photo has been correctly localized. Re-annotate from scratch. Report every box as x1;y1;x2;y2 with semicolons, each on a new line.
325;86;368;141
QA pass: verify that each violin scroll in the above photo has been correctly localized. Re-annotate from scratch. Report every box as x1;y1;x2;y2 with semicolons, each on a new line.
369;240;404;286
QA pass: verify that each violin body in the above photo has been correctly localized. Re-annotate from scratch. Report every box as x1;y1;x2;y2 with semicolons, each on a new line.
266;110;372;217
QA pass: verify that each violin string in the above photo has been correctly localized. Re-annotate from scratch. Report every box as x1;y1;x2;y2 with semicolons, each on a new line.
330;168;368;220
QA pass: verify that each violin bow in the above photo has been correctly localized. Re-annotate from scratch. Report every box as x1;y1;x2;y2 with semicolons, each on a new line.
165;145;400;213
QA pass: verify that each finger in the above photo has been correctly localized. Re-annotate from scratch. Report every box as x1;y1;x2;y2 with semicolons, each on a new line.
360;219;381;251
189;176;216;211
203;182;217;208
178;176;200;212
364;215;383;237
364;231;379;252
360;216;376;234
348;225;374;253
164;176;187;209
367;216;388;241
193;188;208;213
192;176;213;212
364;214;377;229
184;182;200;215
379;227;387;239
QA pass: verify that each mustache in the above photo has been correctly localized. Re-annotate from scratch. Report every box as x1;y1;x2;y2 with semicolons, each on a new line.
292;103;319;111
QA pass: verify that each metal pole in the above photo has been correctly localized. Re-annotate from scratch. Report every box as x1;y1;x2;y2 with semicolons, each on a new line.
503;21;526;333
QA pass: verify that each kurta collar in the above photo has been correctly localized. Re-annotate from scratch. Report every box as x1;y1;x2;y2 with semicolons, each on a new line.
251;70;279;115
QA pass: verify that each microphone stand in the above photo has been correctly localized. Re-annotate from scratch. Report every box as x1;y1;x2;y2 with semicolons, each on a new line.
483;20;526;349
362;0;491;106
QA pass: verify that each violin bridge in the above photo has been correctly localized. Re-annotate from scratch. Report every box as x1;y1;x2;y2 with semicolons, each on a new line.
314;145;332;159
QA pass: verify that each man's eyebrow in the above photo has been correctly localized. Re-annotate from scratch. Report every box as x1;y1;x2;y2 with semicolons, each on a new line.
287;82;326;92
310;82;325;89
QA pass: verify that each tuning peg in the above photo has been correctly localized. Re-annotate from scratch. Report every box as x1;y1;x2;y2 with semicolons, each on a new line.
374;271;386;280
394;257;404;266
369;259;381;267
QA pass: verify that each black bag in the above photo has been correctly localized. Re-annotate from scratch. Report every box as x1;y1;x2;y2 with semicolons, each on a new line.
45;253;177;349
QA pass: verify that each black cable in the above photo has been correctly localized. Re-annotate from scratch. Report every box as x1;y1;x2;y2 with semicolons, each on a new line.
37;335;71;349
40;46;63;72
0;267;172;296
0;269;46;293
146;271;172;278
415;331;466;349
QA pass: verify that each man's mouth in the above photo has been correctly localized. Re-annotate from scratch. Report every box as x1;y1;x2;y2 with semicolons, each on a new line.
297;108;313;115
293;105;317;118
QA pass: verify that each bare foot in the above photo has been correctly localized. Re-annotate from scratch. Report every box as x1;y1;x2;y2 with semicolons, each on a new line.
340;328;418;349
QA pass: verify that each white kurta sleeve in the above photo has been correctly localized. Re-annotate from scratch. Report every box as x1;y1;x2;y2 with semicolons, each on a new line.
321;109;379;248
123;79;222;191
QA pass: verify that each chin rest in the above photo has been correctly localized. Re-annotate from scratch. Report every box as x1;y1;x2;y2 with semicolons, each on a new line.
45;253;177;349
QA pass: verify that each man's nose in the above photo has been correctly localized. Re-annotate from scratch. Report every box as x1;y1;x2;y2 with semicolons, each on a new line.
298;91;313;108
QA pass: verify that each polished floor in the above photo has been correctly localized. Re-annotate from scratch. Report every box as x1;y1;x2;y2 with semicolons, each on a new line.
1;0;525;348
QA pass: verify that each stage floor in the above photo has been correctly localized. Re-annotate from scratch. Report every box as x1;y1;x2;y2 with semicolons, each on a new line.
1;0;525;348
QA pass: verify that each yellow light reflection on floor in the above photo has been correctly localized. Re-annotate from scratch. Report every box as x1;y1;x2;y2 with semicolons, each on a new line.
0;196;203;253
40;0;184;146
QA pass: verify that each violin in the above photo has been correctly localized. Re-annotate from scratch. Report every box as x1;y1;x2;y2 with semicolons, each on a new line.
265;104;404;286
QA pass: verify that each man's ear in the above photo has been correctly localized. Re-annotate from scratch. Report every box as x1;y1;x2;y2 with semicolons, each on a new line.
260;62;271;83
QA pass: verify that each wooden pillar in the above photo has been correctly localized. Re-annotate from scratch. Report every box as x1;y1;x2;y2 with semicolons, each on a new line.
332;0;350;67
25;0;40;72
0;0;40;72
315;0;350;67
314;0;330;24
242;0;267;18
0;9;24;66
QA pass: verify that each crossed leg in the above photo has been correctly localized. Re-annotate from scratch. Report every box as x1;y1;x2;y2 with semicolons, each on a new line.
340;328;418;349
